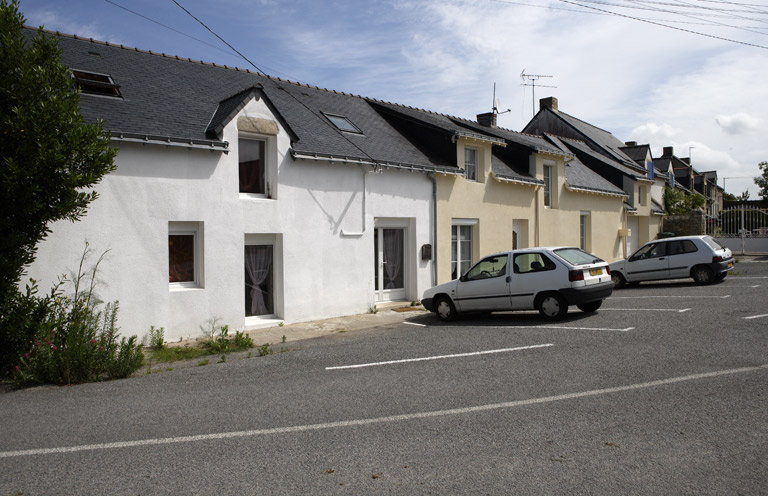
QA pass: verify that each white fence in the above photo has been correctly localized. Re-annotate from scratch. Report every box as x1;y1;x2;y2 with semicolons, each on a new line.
708;205;768;254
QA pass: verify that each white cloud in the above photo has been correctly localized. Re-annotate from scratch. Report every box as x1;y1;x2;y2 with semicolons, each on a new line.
715;113;762;135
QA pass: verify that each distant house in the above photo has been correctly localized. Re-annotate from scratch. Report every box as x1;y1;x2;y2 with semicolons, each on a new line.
653;146;723;218
523;97;663;255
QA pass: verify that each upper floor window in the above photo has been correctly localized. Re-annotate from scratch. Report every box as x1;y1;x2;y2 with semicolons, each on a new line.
239;138;266;195
72;70;121;98
543;164;553;207
324;113;363;134
169;222;203;289
464;147;478;181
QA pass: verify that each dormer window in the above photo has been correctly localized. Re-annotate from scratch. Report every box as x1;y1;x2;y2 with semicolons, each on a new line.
72;70;121;98
324;113;363;134
464;147;478;181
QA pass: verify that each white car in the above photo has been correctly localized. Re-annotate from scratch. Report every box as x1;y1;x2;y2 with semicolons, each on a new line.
609;235;734;287
421;247;613;322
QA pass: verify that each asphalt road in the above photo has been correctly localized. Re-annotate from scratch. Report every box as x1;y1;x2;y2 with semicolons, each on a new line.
1;262;767;495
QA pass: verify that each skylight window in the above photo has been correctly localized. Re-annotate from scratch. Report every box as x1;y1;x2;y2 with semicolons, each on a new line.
72;70;121;98
324;113;363;134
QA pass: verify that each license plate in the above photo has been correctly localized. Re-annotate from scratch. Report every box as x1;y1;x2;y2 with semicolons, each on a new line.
727;262;733;269
589;268;602;276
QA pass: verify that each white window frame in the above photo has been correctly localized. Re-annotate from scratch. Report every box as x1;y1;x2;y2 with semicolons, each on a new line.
543;164;553;208
452;219;476;279
238;133;275;200
169;221;203;290
464;147;478;182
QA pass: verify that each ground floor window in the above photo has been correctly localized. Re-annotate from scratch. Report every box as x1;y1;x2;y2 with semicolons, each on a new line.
245;245;273;316
452;223;474;279
169;222;202;288
580;211;590;251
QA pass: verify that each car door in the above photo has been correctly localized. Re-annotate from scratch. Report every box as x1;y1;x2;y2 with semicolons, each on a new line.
508;252;558;310
666;239;698;278
625;242;670;282
454;254;511;312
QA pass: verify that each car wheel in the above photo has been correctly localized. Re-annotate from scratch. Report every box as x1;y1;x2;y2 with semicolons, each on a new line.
715;272;727;281
691;265;714;285
434;295;457;322
577;300;603;313
537;292;568;321
611;272;625;288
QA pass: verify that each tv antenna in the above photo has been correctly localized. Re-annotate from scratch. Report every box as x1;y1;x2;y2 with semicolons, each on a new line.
492;83;511;116
520;70;557;116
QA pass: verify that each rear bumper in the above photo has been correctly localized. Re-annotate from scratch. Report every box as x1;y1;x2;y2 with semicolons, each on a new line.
560;281;614;305
709;258;735;273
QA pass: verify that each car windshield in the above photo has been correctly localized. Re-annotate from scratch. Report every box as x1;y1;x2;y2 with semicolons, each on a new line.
553;248;604;265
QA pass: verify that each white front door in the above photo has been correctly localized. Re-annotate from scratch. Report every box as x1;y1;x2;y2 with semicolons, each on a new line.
375;228;406;302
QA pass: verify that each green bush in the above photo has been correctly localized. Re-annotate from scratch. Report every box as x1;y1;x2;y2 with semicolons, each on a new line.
11;246;144;387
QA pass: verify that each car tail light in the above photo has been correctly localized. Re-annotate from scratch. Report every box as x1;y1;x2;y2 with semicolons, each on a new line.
713;255;724;263
605;266;611;275
569;270;584;282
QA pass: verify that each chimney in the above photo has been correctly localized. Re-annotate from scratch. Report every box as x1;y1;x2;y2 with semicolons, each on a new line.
625;141;637;146
477;112;497;128
663;146;674;157
540;97;558;112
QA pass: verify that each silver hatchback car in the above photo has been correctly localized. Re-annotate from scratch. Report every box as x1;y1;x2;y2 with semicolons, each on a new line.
609;235;734;287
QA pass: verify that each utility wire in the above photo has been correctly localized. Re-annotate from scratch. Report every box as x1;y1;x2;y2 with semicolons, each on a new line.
559;0;768;48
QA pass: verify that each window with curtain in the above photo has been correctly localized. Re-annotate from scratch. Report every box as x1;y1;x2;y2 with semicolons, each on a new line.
245;245;273;316
169;234;195;284
239;138;266;194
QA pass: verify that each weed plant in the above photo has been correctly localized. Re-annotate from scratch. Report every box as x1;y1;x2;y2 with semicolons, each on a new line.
12;245;144;387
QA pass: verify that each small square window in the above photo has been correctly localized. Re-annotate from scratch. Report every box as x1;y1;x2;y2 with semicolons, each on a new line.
72;70;121;98
323;113;363;134
169;222;202;288
239;138;266;195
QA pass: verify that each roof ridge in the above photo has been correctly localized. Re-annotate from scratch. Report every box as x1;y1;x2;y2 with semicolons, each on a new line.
554;108;616;137
24;25;376;102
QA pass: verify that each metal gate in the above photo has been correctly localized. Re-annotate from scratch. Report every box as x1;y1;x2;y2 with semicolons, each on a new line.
708;204;768;254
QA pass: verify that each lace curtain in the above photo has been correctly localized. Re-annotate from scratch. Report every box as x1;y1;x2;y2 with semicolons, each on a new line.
245;245;272;315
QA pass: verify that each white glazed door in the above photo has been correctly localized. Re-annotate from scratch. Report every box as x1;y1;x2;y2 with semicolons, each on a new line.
375;228;406;302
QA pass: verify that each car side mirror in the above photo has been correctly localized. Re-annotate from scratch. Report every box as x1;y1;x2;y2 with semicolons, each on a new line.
459;275;467;282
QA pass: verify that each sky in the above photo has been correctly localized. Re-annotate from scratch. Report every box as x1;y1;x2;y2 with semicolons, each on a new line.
19;0;768;198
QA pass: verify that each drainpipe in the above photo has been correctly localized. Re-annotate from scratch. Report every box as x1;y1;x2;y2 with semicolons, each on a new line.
429;173;438;287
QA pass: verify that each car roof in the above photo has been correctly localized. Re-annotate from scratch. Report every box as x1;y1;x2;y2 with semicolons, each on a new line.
481;246;581;257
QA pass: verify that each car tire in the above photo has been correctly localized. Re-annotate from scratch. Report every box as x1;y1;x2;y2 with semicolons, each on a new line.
577;300;603;313
691;265;714;285
537;292;568;321
434;295;457;322
611;272;626;288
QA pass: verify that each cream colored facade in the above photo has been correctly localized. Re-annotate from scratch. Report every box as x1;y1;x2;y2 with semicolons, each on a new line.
435;137;628;284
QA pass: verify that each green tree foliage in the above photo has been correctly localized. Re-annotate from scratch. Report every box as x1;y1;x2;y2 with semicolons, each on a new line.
663;186;705;215
755;161;768;200
0;0;117;376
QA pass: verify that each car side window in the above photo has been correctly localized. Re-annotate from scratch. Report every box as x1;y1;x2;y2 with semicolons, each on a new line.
630;242;666;261
669;240;698;255
514;253;556;273
464;255;508;281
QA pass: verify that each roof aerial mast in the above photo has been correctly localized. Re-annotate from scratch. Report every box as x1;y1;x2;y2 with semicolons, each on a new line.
520;70;557;116
492;82;511;116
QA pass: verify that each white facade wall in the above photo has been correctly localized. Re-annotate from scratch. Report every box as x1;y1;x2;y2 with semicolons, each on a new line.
26;97;434;342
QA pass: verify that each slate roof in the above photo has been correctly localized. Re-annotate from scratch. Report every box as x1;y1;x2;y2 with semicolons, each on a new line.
547;135;647;180
27;27;457;172
544;135;627;196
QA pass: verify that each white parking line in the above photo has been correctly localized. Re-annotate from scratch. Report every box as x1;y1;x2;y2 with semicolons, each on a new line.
404;321;427;327
744;314;768;320
610;295;731;299
601;308;691;313
325;343;554;370
476;325;634;332
3;364;765;459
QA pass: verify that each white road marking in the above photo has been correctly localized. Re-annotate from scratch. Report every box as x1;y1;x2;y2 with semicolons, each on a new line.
601;308;692;313
744;314;768;320
325;343;554;370
478;324;633;332
3;364;765;459
610;295;731;299
404;321;427;327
